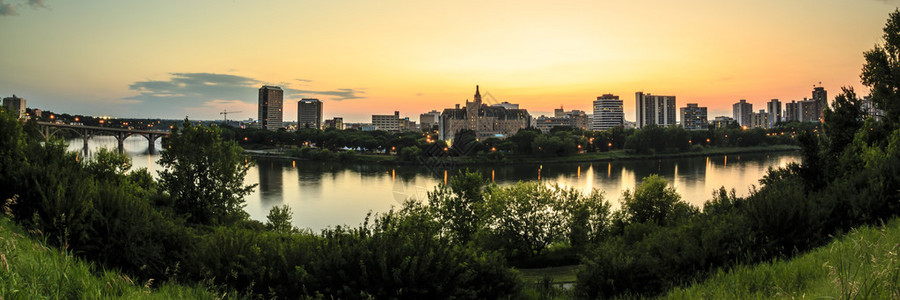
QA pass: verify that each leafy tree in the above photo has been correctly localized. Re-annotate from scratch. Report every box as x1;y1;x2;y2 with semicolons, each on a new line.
509;128;541;154
86;148;132;181
266;204;296;233
823;87;863;161
429;170;487;243
158;119;256;225
618;175;694;226
481;182;568;260
862;9;900;125
0;107;28;200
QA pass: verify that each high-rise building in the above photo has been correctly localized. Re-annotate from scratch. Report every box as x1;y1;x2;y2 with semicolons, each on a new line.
439;85;531;140
733;99;753;127
635;92;676;128
419;110;441;131
373;111;401;131
297;98;323;129
680;103;708;130
767;99;782;127
800;99;819;122
592;94;624;131
750;109;769;129
785;100;801;122
812;86;828;122
258;86;284;131
2;95;26;118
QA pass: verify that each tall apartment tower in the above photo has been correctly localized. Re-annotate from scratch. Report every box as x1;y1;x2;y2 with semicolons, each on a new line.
2;95;26;118
733;99;753;127
785;100;801;122
297;98;323;129
258;86;284;131
592;94;624;131
767;99;782;127
812;86;828;122
680;103;708;130
635;92;676;128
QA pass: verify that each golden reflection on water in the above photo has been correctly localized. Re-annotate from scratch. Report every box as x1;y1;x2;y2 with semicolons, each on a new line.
67;137;799;231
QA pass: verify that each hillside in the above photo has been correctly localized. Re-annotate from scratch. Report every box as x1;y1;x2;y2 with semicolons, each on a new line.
661;218;900;299
0;217;222;299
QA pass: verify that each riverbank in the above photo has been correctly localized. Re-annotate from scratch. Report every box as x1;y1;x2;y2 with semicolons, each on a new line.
242;144;800;166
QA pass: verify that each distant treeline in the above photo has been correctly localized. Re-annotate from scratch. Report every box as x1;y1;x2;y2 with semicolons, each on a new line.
222;121;813;162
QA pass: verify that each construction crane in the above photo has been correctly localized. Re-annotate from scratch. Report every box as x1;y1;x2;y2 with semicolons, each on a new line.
220;110;243;123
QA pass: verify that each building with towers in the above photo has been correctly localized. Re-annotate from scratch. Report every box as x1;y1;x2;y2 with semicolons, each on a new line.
258;86;284;131
439;85;531;141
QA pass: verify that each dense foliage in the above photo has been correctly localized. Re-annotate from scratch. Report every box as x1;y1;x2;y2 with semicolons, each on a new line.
158;119;256;225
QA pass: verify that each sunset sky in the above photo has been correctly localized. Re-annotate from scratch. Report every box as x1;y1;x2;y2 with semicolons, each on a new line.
0;0;895;123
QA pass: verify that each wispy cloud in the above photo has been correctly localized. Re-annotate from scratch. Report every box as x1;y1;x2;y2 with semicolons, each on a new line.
27;0;47;9
285;87;366;101
0;1;17;16
127;72;260;104
125;72;367;107
0;0;50;16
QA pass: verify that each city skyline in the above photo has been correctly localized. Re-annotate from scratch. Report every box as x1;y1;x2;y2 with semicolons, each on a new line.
0;1;894;122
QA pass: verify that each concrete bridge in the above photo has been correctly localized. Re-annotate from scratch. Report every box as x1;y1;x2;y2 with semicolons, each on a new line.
36;121;170;153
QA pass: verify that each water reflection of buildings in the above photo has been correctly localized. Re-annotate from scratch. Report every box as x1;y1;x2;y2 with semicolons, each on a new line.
257;160;284;203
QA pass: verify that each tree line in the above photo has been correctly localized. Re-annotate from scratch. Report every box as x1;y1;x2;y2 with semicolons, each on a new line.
223;120;810;162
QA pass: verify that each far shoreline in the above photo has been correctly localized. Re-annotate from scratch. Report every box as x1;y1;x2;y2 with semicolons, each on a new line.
242;144;800;166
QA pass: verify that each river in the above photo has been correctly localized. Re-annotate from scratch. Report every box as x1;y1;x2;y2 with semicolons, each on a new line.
69;136;800;231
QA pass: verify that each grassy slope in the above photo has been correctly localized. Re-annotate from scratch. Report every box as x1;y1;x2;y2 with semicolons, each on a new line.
661;218;900;299
0;217;222;299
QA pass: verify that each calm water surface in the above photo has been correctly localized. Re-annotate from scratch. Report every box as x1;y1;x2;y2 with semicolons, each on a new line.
70;136;800;231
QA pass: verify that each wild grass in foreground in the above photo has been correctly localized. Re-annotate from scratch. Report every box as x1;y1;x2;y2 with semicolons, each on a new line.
0;216;223;299
661;218;900;299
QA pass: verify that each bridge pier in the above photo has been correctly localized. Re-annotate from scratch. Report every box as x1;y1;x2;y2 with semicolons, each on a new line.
114;132;132;153
144;133;162;153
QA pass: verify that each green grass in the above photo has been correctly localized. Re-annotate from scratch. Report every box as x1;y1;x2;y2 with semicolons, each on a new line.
660;218;900;299
0;216;224;299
